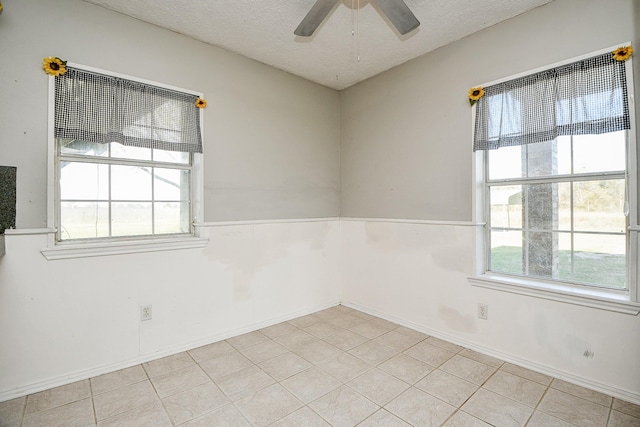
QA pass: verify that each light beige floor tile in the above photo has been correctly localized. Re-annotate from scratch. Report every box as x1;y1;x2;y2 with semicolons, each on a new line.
415;369;478;407
613;398;640;419
226;330;269;350
500;363;553;385
142;352;194;378
442;410;492;426
385;387;456;426
97;401;171;427
551;378;613;407
349;310;376;321
234;383;303;427
198;350;253;380
274;330;318;350
0;396;26;427
348;340;398;365
461;388;532;427
281;366;342;403
526;410;577;427
309;385;379;427
303;321;344;338
287;314;322;329
372;330;423;352
188;340;235;363
238;339;288;364
93;380;157;421
179;403;251;427
349;321;395;339
440;355;497;385
458;349;503;368
317;352;373;382
608;409;640;427
425;336;464;352
22;398;94;427
149;364;210;398
25;380;91;415
214;365;275;401
326;313;367;329
161;382;229;425
393;325;429;340
538;388;610;427
323;329;369;351
483;370;546;407
347;368;410;406
370;318;399;330
258;352;312;381
91;366;147;396
378;353;434;384
404;341;456;367
269;406;332;427
260;322;300;339
358;408;412;426
295;340;343;364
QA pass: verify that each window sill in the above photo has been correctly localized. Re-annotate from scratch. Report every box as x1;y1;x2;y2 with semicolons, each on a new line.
41;236;209;260
468;274;640;315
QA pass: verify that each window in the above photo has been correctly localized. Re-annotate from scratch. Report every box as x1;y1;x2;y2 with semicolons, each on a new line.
45;64;206;256
470;46;639;309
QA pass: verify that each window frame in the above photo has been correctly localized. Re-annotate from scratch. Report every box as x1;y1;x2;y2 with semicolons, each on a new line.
43;63;207;259
469;44;640;314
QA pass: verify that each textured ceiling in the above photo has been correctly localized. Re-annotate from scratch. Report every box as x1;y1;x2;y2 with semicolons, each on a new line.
83;0;553;90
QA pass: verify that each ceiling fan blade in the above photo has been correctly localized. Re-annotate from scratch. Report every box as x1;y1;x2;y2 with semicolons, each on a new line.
375;0;420;35
294;0;340;37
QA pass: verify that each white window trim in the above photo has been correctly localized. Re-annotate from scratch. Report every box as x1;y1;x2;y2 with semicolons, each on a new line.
43;63;207;260
468;43;640;315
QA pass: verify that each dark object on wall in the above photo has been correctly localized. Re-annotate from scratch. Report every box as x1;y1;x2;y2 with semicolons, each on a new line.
0;166;17;233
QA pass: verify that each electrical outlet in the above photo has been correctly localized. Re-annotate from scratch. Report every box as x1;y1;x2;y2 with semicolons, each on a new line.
141;305;152;321
478;303;488;320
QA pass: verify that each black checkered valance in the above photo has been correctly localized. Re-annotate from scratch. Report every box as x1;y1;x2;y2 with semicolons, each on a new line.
55;67;203;153
473;52;630;151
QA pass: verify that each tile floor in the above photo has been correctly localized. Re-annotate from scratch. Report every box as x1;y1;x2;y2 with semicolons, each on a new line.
1;305;639;426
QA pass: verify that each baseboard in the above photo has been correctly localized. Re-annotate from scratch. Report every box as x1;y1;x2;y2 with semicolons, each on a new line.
341;301;640;406
0;300;340;403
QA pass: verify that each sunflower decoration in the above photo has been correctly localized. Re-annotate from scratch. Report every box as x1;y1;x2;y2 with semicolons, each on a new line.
613;45;633;62
468;87;485;106
43;57;68;77
195;98;207;109
0;2;4;15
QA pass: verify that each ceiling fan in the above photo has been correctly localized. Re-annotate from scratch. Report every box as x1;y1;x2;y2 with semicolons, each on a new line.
294;0;420;37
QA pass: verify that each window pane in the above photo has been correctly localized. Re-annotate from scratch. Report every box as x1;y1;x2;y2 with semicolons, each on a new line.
573;131;625;174
573;180;625;232
489;185;522;228
154;168;190;201
526;230;557;278
60;202;109;240
59;138;109;157
489;230;523;275
557;182;572;231
111;165;152;201
153;149;189;164
523;183;558;231
155;202;190;234
110;142;151;161
112;202;152;236
488;145;524;180
572;233;626;289
60;162;108;200
527;137;571;177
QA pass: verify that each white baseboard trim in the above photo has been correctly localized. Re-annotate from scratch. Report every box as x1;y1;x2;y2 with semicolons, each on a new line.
0;300;340;403
341;301;640;406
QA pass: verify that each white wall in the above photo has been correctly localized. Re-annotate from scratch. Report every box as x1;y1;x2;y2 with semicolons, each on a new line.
0;221;340;400
339;0;640;403
0;0;341;400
